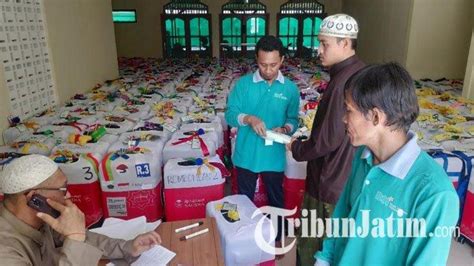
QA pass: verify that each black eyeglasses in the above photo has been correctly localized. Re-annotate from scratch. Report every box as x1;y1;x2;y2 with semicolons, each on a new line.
36;187;68;192
24;186;68;196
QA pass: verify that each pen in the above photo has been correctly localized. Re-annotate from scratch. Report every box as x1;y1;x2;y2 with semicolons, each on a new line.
175;221;204;233
179;228;209;241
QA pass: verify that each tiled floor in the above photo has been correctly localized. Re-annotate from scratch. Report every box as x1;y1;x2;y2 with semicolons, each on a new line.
275;238;474;266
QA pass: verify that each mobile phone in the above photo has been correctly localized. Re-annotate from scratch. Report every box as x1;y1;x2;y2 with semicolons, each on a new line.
27;194;60;218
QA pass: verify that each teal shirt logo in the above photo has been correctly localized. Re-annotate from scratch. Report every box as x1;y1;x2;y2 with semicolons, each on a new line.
375;191;407;217
273;92;288;101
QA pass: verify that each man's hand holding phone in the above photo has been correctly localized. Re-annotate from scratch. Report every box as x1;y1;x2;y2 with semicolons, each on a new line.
36;198;86;242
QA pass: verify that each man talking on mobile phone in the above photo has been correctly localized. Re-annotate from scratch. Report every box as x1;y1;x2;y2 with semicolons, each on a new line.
0;154;162;265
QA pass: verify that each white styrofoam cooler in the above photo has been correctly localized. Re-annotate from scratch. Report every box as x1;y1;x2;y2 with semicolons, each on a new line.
112;131;165;161
180;121;224;148
11;133;59;155
97;116;136;135
206;195;275;266
52;142;112;158
131;122;173;141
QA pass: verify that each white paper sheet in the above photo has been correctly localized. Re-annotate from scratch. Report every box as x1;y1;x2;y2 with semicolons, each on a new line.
264;130;291;144
102;217;127;227
101;217;162;233
146;219;162;232
131;245;176;266
89;216;146;240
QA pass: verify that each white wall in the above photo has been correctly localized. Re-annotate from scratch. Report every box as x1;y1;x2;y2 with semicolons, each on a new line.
0;0;119;144
342;0;413;66
44;0;119;104
462;20;474;99
406;0;473;79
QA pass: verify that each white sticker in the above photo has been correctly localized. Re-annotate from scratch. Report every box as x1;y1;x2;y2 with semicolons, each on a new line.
128;140;139;148
181;116;192;123
141;183;154;190
191;138;200;149
265;139;273;146
163;123;177;133
107;197;127;217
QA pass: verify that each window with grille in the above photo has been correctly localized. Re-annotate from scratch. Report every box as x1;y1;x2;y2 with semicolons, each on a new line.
162;0;211;58
220;0;268;58
302;17;322;54
279;17;298;53
221;17;241;52
277;0;325;58
0;0;57;119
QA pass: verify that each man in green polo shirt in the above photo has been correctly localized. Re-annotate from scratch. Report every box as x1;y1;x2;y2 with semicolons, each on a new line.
225;36;300;241
315;62;459;265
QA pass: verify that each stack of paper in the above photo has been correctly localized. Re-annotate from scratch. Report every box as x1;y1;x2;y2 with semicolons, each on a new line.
91;216;175;265
263;130;292;145
131;245;176;266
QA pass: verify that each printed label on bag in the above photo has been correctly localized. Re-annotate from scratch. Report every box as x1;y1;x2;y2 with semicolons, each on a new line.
163;123;177;133
181;115;192;123
222;202;237;211
265;139;273;146
135;163;151;178
107;197;127;216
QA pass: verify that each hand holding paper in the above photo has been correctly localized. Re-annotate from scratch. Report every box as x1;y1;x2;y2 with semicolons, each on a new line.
245;115;266;136
129;231;162;257
263;130;292;145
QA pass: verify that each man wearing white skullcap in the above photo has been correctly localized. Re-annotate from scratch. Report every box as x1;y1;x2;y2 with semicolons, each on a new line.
287;13;365;265
0;154;161;265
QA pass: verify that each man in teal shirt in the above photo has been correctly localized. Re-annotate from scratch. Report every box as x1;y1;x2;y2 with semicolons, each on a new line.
225;36;299;240
315;63;459;265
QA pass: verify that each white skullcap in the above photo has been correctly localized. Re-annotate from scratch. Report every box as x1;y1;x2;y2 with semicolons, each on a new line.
319;14;358;39
0;154;58;194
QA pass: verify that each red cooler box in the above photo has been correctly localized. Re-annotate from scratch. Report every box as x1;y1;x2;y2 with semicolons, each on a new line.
460;175;474;242
99;148;163;222
52;151;103;227
453;151;474;243
164;155;227;221
284;151;307;218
